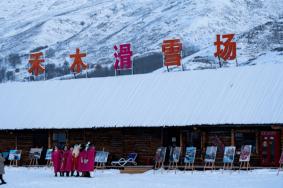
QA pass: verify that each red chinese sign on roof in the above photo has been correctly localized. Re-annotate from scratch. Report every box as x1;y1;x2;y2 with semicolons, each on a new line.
114;43;133;70
28;52;45;76
162;39;182;67
214;34;236;61
70;48;87;73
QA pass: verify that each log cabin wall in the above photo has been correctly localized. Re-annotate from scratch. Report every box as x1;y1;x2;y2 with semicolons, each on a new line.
122;127;162;165
281;128;283;155
0;125;282;166
16;131;33;165
0;130;16;152
180;126;282;167
205;128;231;165
66;127;162;165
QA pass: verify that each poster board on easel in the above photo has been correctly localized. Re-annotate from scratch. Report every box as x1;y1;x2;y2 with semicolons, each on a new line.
45;149;53;166
184;147;196;173
223;146;236;172
168;147;181;173
8;149;22;166
277;151;283;175
29;148;43;166
239;145;252;171
154;147;167;173
204;146;217;171
95;151;109;171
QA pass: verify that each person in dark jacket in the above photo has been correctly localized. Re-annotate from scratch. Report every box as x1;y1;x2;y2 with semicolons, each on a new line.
0;153;7;185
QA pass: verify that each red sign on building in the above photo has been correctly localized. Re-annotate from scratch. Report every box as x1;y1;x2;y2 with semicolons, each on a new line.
162;39;182;67
69;48;87;73
114;43;133;70
28;52;45;76
214;34;237;61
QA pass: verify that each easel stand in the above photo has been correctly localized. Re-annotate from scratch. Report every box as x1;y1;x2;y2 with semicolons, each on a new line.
204;161;215;171
10;160;18;166
154;162;165;174
277;163;283;176
239;161;250;171
95;162;106;172
167;161;178;174
29;158;39;166
46;160;52;166
222;162;233;173
184;162;195;173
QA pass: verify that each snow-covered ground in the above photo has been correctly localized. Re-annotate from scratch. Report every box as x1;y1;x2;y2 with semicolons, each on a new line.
2;167;283;188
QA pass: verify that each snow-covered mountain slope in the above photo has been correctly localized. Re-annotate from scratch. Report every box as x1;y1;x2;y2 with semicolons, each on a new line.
0;0;282;81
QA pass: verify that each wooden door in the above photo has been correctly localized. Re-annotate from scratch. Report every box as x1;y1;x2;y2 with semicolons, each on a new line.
260;131;280;166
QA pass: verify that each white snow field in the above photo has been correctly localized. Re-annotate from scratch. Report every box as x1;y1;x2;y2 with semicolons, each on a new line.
2;167;283;188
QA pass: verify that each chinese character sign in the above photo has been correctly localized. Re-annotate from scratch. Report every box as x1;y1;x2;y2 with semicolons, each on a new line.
214;34;236;61
162;39;182;67
114;43;133;70
28;52;45;76
70;48;87;73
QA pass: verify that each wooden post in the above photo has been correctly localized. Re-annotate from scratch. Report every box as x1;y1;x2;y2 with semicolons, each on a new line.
66;130;69;145
235;57;238;67
48;130;52;148
256;131;259;154
218;56;222;68
231;129;235;146
161;127;164;146
15;133;18;149
83;129;86;143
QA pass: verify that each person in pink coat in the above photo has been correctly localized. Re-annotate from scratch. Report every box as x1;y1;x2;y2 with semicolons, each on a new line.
51;146;62;177
78;145;88;176
83;144;96;177
86;144;96;172
61;146;73;177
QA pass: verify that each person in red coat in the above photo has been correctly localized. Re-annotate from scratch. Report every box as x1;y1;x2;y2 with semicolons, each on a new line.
86;144;96;172
78;144;88;176
61;146;73;177
51;146;62;177
83;143;96;177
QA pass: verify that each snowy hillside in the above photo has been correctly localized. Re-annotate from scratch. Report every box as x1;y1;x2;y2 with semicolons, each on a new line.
0;0;282;81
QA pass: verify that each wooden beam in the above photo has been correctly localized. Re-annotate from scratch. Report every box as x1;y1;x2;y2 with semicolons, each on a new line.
180;130;183;148
48;130;52;148
161;127;164;146
201;131;206;149
231;129;235;146
15;132;18;149
256;131;259;154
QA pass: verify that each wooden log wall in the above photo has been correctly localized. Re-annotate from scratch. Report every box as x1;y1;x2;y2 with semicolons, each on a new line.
0;130;16;151
0;125;281;166
206;128;231;165
16;131;33;165
65;128;162;165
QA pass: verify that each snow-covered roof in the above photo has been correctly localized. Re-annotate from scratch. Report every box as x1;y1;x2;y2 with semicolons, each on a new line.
0;64;283;130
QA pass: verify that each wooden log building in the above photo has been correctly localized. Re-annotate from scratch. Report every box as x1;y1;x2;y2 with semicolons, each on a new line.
0;64;282;167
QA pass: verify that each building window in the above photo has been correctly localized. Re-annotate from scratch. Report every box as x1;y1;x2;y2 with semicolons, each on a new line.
53;132;66;149
235;132;256;153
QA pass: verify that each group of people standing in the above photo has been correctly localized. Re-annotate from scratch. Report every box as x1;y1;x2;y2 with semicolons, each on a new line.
52;143;96;177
